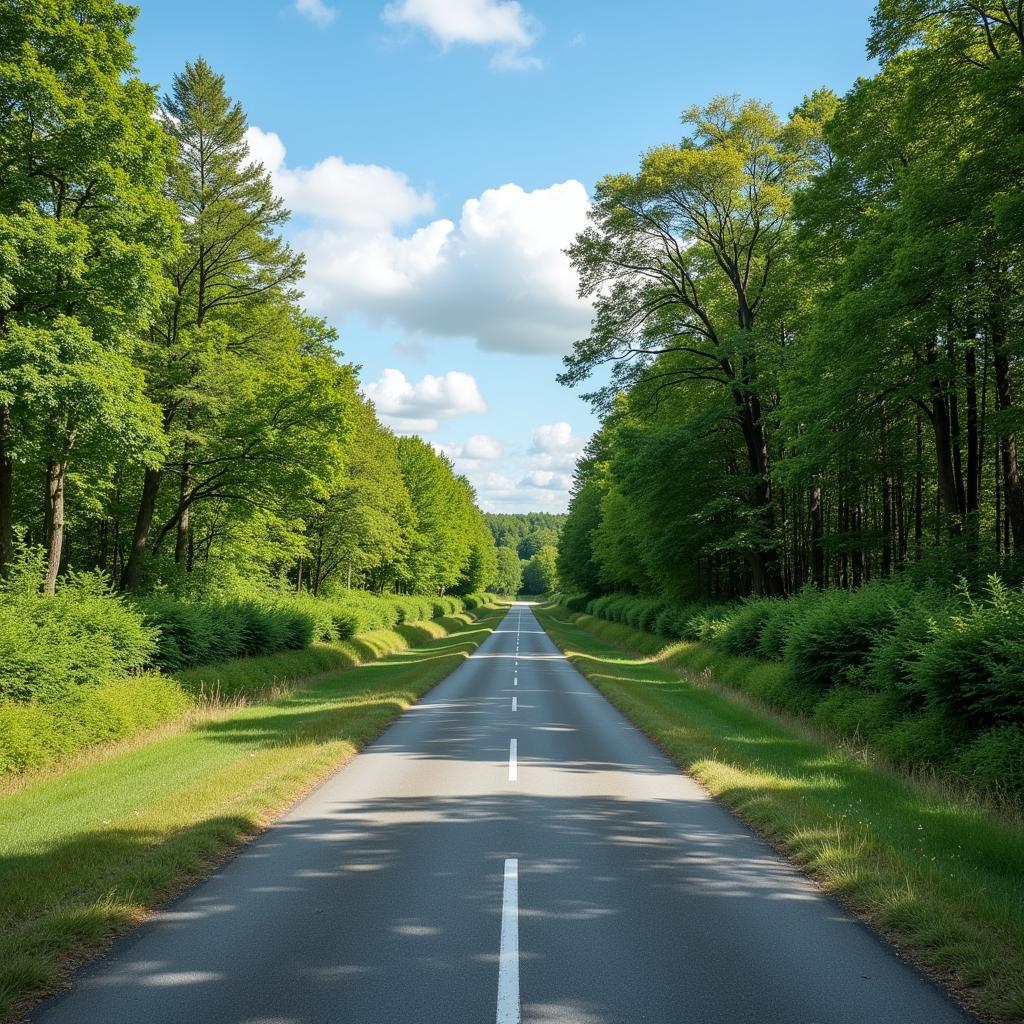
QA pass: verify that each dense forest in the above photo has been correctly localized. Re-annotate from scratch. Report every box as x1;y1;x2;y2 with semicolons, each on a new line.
483;512;564;595
555;1;1024;797
0;8;498;601
558;1;1023;602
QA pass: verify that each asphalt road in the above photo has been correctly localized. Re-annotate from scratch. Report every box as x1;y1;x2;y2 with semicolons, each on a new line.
32;604;975;1024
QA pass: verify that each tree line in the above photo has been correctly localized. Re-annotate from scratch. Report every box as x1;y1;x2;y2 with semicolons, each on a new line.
558;1;1024;601
0;2;497;599
483;513;563;594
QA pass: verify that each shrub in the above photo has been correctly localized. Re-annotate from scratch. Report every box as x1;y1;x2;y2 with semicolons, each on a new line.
955;725;1024;797
913;578;1024;728
784;583;904;689
757;589;819;660
0;564;157;701
653;604;681;638
682;604;733;642
812;686;904;742
717;598;776;656
0;673;191;772
866;588;954;702
564;593;591;613
873;709;968;770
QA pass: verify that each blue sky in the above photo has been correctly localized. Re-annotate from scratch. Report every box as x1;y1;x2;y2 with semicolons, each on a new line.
132;0;877;512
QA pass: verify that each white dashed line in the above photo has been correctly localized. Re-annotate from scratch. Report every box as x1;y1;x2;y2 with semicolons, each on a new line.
508;738;517;781
496;858;520;1024
512;695;517;711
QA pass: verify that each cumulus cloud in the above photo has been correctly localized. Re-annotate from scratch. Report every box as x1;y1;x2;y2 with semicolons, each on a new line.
363;369;486;432
520;469;572;490
527;420;587;470
383;0;541;70
247;127;435;231
440;420;589;512
295;0;336;27
247;127;591;355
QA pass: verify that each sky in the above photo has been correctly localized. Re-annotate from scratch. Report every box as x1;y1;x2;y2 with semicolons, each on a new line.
131;0;878;513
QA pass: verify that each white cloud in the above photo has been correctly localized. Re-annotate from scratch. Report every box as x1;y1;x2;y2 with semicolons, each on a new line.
443;420;588;512
247;127;591;355
463;434;505;460
363;368;486;432
520;469;572;490
295;0;336;27
527;420;587;470
247;127;434;231
383;0;541;70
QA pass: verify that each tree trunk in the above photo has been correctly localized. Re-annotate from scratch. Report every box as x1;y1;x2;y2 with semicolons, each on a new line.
0;404;13;578
120;467;162;591
882;475;894;577
993;327;1024;551
734;391;782;596
926;339;963;533
174;455;191;565
43;460;68;595
809;483;825;588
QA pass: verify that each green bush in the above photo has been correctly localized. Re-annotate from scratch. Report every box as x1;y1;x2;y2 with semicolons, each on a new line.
653;604;681;637
0;673;192;773
0;562;157;701
913;578;1024;728
756;589;820;660
872;709;968;770
812;685;904;741
955;725;1024;797
866;588;953;702
784;583;904;689
717;598;776;656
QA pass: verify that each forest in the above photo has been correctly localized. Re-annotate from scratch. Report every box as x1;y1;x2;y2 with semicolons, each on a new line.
0;2;509;771
555;1;1024;796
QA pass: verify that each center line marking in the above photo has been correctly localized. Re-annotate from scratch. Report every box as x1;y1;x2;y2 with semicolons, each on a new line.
496;858;520;1024
508;738;517;781
512;695;517;711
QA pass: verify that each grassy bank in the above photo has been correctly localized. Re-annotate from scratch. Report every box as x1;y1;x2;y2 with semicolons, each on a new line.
536;604;1024;1023
0;607;502;1021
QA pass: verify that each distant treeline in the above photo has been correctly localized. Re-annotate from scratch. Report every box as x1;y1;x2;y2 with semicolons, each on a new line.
484;513;565;594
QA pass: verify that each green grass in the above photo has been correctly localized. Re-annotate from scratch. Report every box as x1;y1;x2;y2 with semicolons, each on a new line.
0;607;503;1021
536;604;1024;1023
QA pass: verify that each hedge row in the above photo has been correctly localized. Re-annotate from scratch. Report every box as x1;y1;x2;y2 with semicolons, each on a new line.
1;575;493;703
562;579;1024;798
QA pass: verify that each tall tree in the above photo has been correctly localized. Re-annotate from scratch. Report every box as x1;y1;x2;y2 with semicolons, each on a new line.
121;57;303;590
561;96;820;594
0;0;177;589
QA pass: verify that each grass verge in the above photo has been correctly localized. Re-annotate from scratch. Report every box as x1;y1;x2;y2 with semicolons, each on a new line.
536;604;1024;1023
0;607;502;1021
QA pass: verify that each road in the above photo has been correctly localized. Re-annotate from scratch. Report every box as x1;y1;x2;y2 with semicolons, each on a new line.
33;604;974;1024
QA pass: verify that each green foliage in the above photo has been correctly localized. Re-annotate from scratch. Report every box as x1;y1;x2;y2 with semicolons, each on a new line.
0;554;156;701
783;584;905;689
914;579;1024;728
955;726;1024;798
0;674;191;774
521;545;559;595
564;571;1024;793
717;599;775;655
491;546;524;596
136;599;311;672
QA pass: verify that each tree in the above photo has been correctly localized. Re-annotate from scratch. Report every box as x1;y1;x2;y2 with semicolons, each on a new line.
492;546;524;595
521;545;559;595
561;96;820;594
121;57;304;590
518;527;559;559
0;0;178;589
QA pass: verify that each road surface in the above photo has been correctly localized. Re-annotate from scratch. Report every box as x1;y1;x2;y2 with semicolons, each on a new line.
33;604;973;1024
